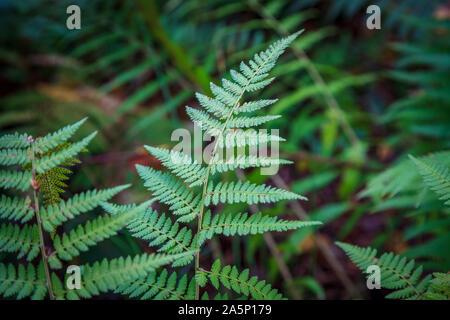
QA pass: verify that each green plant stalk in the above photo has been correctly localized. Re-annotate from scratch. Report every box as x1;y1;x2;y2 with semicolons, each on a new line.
31;141;55;300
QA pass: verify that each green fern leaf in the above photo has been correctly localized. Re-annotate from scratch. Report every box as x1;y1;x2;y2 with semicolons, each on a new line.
100;202;138;215
0;132;30;149
197;260;285;300
204;180;306;206
226;115;281;128
0;195;34;222
194;92;230;119
410;154;450;206
116;269;195;300
423;273;450;300
40;184;130;231
215;130;285;149
187;30;302;137
35;132;96;174
35;141;84;207
136;164;201;222
186;106;222;134
199;211;321;245
52;202;147;263
36;117;87;153
0;223;40;260
65;251;196;299
336;242;432;299
0;169;32;191
200;292;232;300
235;99;278;114
0;263;48;300
145;146;206;187
0;148;31;166
126;208;195;266
209;155;292;175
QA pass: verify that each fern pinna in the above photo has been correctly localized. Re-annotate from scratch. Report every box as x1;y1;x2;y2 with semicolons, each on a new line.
336;242;432;299
111;31;321;300
0;119;193;300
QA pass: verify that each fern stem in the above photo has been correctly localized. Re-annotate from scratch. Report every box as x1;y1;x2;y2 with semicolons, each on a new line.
31;141;55;300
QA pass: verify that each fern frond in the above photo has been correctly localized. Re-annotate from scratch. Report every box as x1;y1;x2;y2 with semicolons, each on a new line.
145;146;206;187
35;141;84;207
204;181;306;206
0;132;30;149
0;169;32;191
35;132;96;174
187;31;302;135
65;251;196;299
52;204;145;263
116;269;195;300
336;242;432;299
0;223;40;260
35;117;87;153
37;166;72;207
136;165;200;222
0;195;34;222
102;200;196;266
361;151;450;203
40;184;130;231
410;154;450;206
0;148;31;166
126;208;195;266
226;31;301;99
199;211;321;245
130;31;308;301
0;263;47;300
196;260;285;300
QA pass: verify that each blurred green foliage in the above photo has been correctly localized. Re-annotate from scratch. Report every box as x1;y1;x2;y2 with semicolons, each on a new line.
0;0;449;299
